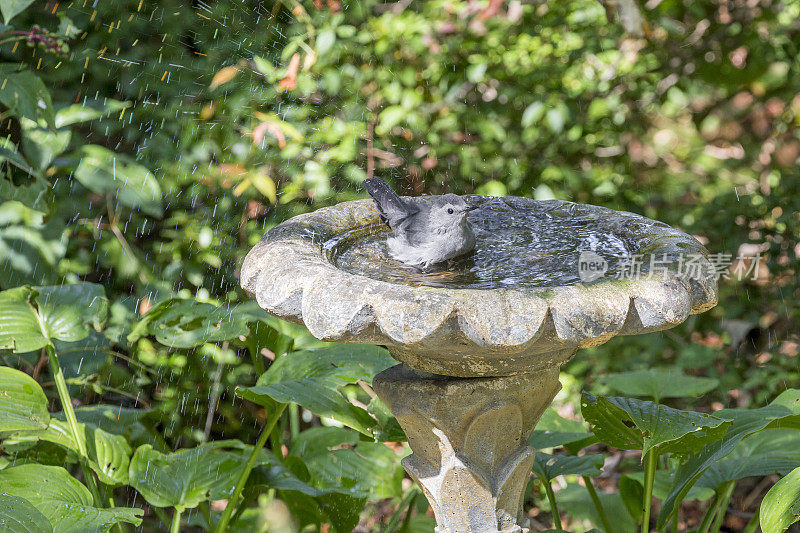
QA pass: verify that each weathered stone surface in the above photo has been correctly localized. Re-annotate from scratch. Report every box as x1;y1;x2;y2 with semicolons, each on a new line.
240;196;718;377
373;364;561;533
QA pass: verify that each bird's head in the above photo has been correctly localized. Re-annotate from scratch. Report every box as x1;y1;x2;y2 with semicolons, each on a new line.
429;194;476;229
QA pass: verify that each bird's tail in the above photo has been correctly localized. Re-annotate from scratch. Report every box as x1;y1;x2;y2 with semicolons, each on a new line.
363;177;414;227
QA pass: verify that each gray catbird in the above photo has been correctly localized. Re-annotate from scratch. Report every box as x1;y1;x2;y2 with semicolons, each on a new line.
364;177;477;269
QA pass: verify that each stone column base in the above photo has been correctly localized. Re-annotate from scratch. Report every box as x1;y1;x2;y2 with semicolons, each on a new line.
373;364;561;533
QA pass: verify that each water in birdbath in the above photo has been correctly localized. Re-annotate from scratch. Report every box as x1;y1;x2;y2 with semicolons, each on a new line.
325;198;637;289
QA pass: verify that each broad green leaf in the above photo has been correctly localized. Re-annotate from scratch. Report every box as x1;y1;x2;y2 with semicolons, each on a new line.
128;443;246;510
69;405;164;450
74;145;162;218
581;393;730;456
0;0;34;24
290;426;403;500
0;202;66;289
0;492;53;533
0;366;49;432
658;391;800;528
128;298;249;348
532;452;603;482
601;368;718;401
237;344;395;435
529;408;595;450
0;67;54;126
6;419;132;486
0;464;142;532
761;466;800;533
55;99;130;128
20;118;71;171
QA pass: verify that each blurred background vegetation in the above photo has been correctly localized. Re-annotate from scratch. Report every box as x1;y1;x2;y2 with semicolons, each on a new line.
1;0;799;531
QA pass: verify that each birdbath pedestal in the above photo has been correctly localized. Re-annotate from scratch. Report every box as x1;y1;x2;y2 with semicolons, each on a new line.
240;196;717;532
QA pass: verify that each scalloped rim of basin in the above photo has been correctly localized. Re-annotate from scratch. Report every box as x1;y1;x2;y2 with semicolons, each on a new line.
240;196;718;377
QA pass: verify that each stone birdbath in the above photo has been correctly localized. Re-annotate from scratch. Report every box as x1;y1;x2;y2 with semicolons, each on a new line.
240;195;717;532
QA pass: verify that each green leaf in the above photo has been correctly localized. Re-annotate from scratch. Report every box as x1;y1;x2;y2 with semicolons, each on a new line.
74;145;162;218
0;492;53;533
0;464;142;532
128;443;247;510
20;118;71;171
581;393;730;456
0;0;34;24
532;452;603;482
55;99;130;128
529;408;595;450
5;418;133;486
600;368;718;401
128;298;249;348
237;344;395;436
0;67;54;126
0;366;49;432
0;202;67;289
658;393;800;529
290;426;403;500
761;466;800;533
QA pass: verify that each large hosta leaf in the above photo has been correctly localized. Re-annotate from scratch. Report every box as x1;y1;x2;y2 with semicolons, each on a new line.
581;393;730;456
0;492;53;533
290;426;403;500
761;466;800;533
0;366;49;432
658;389;800;528
0;283;107;352
600;368;718;401
7;419;132;486
128;442;246;510
74;145;162;218
0;464;142;533
237;345;395;436
128;298;249;348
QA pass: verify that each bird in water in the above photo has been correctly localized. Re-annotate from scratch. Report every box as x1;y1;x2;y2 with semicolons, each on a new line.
363;177;477;270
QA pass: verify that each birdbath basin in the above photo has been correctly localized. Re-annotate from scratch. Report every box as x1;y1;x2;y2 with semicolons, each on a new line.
240;195;717;532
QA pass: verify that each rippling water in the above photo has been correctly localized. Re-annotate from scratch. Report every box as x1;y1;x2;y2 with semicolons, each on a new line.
326;198;636;289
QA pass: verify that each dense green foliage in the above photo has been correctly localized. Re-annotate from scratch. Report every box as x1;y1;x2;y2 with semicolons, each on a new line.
1;0;799;531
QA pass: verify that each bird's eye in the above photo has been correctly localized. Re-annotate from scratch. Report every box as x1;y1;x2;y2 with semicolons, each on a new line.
447;208;454;214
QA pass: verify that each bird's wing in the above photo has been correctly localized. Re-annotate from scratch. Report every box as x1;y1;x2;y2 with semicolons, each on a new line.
364;177;417;230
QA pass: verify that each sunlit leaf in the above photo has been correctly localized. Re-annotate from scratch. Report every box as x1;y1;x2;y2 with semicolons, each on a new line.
761;466;800;533
0;492;53;533
0;464;142;532
581;393;730;456
128;442;251;510
0;366;49;432
237;344;395;436
0;283;107;353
